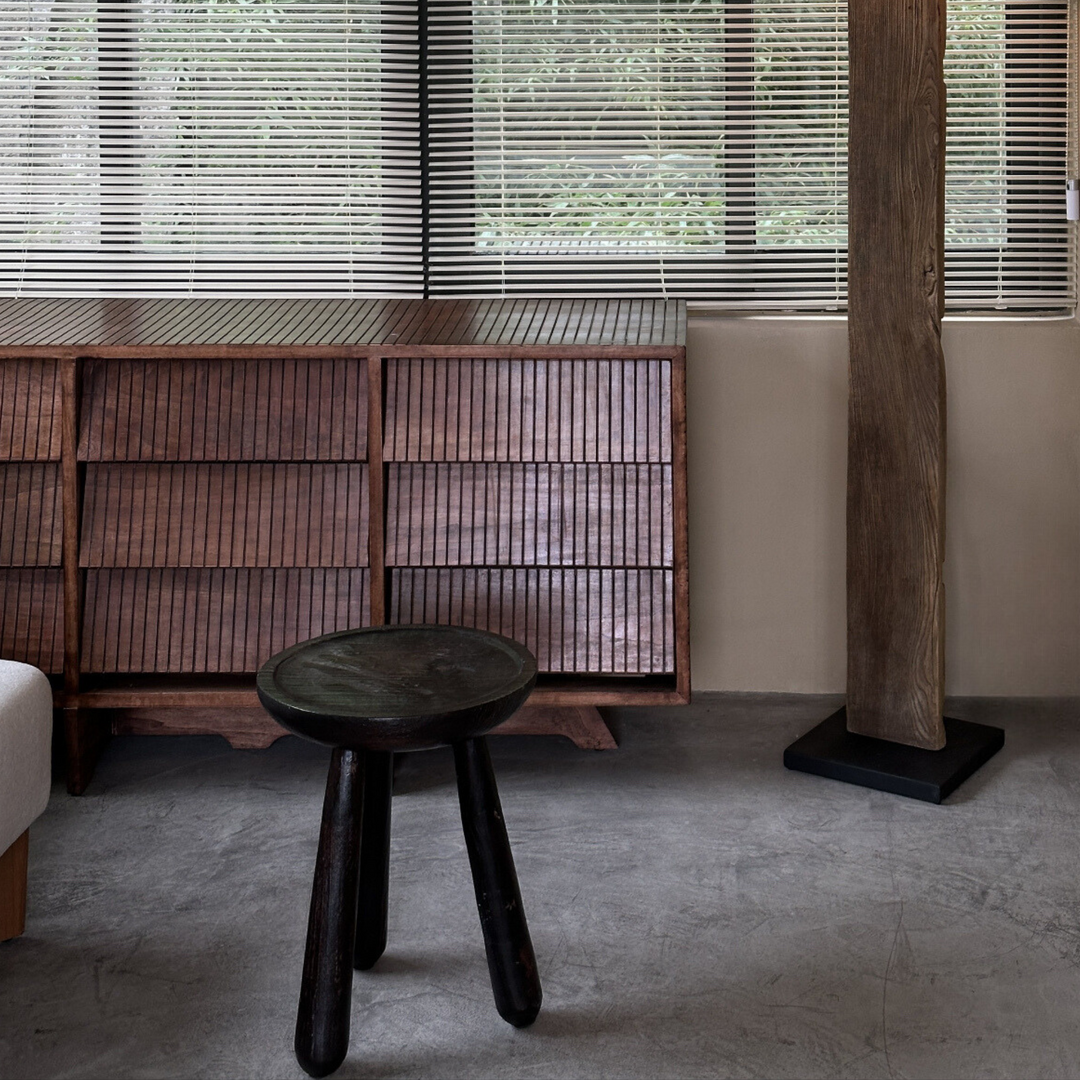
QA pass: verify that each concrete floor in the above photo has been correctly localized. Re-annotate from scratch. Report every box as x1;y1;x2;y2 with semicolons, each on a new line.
2;693;1080;1079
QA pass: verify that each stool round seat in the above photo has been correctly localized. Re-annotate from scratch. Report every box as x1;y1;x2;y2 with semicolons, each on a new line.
258;624;543;1078
257;624;537;752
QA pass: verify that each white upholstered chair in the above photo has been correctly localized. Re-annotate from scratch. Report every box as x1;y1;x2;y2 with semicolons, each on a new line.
0;660;52;942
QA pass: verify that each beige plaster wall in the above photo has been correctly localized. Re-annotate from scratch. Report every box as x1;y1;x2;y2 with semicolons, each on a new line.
685;314;1080;695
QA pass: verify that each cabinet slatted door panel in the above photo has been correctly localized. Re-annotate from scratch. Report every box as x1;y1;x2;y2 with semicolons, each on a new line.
0;364;64;671
391;568;674;674
0;465;62;567
82;568;370;672
0;362;61;461
0;569;64;672
385;355;675;677
384;359;671;463
386;463;672;569
80;464;369;568
79;359;367;461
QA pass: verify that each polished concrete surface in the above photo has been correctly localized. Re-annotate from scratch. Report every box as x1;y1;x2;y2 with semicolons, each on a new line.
2;693;1080;1079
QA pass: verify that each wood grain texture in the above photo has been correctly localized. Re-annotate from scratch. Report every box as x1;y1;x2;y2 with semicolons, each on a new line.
73;680;683;709
386;463;673;569
494;705;618;749
78;359;367;462
0;830;29;942
847;0;947;749
257;624;537;753
0;362;61;460
80;463;369;568
0;570;64;672
0;465;62;566
60;359;81;692
366;355;386;625
0;298;683;351
111;707;286;748
390;567;674;675
0;299;688;772
670;349;691;703
384;358;672;463
82;568;370;672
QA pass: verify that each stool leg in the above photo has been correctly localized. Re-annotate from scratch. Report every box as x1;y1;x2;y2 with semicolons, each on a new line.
354;750;393;970
295;748;364;1078
453;736;542;1028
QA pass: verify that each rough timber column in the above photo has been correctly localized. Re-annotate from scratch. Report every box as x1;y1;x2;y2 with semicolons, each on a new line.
846;0;947;749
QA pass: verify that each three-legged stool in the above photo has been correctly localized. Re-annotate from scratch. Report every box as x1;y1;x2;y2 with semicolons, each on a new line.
257;625;543;1078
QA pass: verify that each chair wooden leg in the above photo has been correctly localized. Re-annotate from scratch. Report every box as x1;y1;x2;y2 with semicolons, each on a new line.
354;750;393;971
0;830;29;943
453;736;542;1028
295;749;364;1079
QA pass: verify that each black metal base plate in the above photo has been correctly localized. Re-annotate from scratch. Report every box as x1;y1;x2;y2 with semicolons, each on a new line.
783;708;1005;804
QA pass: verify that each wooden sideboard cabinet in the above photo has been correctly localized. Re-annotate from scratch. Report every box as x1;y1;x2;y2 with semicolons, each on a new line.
0;298;688;792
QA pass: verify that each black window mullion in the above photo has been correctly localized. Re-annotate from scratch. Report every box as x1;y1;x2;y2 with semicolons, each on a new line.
98;0;137;243
425;0;474;297
418;0;431;297
724;1;756;249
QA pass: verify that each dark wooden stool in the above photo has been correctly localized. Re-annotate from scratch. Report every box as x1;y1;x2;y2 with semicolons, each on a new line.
257;624;543;1078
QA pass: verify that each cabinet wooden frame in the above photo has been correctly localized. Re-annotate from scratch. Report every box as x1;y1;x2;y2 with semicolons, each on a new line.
0;299;689;792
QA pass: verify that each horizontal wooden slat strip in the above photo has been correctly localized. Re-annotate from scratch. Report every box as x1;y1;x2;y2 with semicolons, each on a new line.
0;569;64;672
0;464;62;567
384;358;672;463
390;567;673;674
0;299;684;350
81;463;369;568
78;359;367;461
386;463;672;568
0;361;61;461
82;567;369;673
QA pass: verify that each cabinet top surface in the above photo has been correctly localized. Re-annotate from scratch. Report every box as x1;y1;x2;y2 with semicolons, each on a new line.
0;297;684;351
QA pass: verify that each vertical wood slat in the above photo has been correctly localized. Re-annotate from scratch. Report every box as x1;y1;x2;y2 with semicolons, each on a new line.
385;463;673;569
78;359;368;462
81;568;370;672
389;568;673;675
0;465;63;566
384;359;672;463
846;0;947;749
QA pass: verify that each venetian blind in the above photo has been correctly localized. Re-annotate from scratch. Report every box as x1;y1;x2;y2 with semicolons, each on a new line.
427;0;1075;308
0;0;1075;307
1;0;421;294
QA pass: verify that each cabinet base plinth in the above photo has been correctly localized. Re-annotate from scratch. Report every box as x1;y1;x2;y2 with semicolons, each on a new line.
783;708;1004;804
494;706;617;750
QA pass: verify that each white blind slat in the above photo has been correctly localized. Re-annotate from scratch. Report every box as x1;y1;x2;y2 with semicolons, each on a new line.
0;0;1074;307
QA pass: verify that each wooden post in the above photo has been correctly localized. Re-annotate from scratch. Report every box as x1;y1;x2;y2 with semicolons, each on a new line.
846;0;947;750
